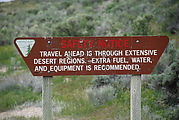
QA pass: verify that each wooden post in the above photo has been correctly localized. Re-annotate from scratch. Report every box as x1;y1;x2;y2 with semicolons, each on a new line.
130;75;141;120
42;76;53;120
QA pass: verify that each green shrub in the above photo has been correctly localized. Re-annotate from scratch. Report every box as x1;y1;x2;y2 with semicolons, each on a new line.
28;9;39;15
92;75;121;88
154;0;179;34
53;13;94;36
0;26;13;45
150;41;179;105
91;75;131;92
86;85;115;106
0;45;15;66
59;1;72;10
81;0;104;7
132;15;153;35
105;1;119;13
153;40;177;74
165;106;179;120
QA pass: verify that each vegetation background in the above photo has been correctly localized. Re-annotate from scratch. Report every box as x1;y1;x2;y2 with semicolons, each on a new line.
0;0;178;120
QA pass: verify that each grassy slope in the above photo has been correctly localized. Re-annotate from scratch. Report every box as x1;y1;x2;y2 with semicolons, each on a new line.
0;0;178;46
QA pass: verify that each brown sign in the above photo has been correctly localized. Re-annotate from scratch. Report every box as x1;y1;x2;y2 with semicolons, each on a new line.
14;36;169;76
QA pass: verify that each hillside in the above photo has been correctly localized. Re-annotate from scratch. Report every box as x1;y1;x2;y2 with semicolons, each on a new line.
0;0;178;120
0;0;179;46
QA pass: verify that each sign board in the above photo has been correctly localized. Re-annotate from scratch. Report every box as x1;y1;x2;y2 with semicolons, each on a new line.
14;36;169;76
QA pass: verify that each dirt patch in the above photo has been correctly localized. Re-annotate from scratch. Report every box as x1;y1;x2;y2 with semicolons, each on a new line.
0;106;42;119
0;66;7;73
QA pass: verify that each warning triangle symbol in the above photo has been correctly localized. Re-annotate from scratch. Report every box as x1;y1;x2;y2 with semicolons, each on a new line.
16;39;35;57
